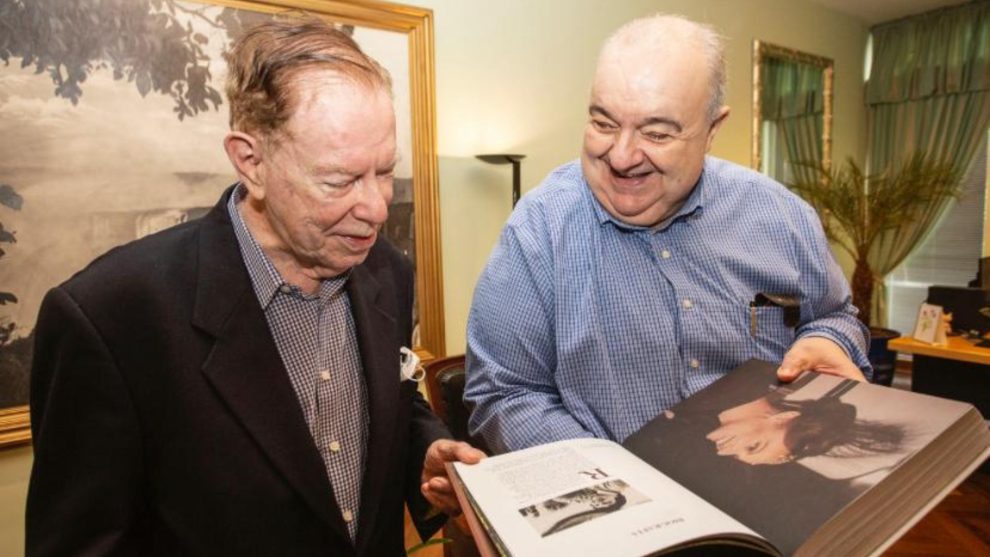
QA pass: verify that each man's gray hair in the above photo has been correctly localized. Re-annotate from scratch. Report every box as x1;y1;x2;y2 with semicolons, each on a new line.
601;14;727;122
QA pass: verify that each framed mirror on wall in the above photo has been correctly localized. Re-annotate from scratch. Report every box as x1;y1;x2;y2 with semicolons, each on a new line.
752;40;834;184
0;0;445;449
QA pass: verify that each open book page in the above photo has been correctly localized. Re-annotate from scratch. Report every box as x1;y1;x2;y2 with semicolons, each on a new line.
624;360;975;557
452;438;770;557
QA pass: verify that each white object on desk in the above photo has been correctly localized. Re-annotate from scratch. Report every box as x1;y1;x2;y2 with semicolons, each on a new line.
913;303;949;345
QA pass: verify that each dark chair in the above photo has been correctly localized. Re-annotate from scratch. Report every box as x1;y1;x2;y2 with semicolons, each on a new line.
422;355;488;557
423;355;490;453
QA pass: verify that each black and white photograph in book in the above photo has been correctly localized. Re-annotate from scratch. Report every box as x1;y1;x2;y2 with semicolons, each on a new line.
626;362;970;556
701;373;908;475
518;479;652;538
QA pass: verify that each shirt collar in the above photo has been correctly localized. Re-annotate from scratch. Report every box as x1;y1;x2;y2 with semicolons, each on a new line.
585;157;710;233
228;185;349;309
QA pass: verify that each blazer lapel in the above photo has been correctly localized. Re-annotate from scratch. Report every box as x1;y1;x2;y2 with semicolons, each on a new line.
190;192;353;548
347;263;402;552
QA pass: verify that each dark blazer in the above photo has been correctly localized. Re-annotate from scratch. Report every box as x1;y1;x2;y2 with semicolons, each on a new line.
26;188;449;556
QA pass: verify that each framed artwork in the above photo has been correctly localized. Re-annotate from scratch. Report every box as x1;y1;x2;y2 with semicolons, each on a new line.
0;0;445;448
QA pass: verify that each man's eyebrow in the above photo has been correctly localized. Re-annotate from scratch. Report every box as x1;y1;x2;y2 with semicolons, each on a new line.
589;105;615;120
641;116;683;133
589;105;683;133
313;158;398;176
314;164;352;175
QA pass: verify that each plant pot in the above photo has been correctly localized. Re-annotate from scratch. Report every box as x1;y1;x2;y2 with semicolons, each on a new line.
868;327;900;386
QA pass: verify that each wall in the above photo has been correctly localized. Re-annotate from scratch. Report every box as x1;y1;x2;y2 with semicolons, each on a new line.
0;446;30;556
426;0;869;354
0;1;868;555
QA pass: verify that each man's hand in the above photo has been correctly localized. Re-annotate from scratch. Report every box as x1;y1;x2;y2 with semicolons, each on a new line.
421;439;486;517
777;336;867;383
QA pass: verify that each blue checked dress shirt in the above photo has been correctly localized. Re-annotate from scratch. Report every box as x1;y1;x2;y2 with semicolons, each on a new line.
464;157;870;454
228;188;368;541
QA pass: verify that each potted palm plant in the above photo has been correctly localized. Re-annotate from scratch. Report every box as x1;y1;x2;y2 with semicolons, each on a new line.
788;153;962;384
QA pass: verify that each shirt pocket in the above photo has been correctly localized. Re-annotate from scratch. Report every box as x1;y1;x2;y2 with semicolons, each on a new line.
749;305;797;361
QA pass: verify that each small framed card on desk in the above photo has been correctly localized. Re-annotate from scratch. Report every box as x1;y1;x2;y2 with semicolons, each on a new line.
913;303;949;345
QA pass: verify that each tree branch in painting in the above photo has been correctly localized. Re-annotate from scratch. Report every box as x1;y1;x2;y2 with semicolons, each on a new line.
0;182;27;408
0;0;274;120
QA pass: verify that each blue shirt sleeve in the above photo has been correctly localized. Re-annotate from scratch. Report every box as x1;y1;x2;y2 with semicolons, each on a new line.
791;202;872;378
464;204;595;453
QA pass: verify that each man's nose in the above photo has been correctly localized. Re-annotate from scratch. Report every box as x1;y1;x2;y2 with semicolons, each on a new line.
353;177;390;225
607;131;645;172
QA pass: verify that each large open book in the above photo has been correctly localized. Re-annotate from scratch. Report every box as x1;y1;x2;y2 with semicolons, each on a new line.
449;360;990;557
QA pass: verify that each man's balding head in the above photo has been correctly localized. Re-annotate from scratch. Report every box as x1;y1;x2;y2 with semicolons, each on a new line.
596;14;726;123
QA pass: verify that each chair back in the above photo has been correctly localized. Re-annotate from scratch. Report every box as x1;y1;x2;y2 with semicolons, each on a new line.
423;355;489;453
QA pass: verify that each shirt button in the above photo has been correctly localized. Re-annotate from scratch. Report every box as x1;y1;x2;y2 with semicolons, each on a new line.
661;249;671;259
329;440;341;452
682;299;693;309
279;284;292;294
320;370;331;381
689;359;700;369
342;509;353;522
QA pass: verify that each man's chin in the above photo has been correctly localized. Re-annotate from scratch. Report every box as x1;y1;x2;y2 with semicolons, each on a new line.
605;199;664;227
311;251;373;278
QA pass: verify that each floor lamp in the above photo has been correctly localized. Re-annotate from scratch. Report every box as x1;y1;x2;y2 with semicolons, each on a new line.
476;154;525;208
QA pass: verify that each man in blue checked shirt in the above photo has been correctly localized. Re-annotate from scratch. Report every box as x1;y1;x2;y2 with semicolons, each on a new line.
464;14;871;454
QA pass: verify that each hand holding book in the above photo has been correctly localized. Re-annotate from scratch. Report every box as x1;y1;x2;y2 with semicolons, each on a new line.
777;336;867;383
422;439;487;517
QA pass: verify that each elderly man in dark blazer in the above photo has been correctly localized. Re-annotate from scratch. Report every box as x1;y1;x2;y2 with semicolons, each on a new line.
26;17;482;556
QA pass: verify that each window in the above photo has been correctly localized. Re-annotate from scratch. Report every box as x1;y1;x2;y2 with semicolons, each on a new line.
886;131;988;334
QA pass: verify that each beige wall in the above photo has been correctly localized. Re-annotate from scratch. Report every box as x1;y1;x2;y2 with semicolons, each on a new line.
0;2;868;555
0;446;30;556
428;0;869;354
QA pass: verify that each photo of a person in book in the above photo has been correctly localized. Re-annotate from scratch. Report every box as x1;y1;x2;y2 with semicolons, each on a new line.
626;366;927;555
704;379;905;467
517;479;650;538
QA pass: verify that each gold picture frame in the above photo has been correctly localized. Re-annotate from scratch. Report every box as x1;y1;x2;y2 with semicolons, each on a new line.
751;39;834;173
0;406;30;447
0;0;444;449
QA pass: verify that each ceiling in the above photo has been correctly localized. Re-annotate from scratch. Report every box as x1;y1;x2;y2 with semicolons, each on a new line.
808;0;970;25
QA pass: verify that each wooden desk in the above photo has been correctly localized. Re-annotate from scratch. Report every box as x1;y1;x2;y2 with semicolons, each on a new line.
888;336;990;366
888;336;990;417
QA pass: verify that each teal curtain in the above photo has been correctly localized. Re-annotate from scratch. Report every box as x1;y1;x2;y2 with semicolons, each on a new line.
760;56;824;184
866;1;990;323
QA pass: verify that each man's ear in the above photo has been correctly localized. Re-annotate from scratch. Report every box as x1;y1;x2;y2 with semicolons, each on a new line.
223;131;266;200
705;105;730;152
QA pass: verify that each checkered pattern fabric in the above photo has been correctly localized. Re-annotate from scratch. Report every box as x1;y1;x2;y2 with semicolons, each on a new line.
464;157;871;454
228;188;368;541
